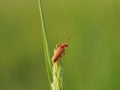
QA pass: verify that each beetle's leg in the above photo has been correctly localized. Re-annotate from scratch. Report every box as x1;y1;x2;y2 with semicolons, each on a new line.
54;44;59;50
58;50;65;60
53;44;59;53
63;49;65;55
59;49;65;60
58;55;62;60
54;49;56;54
56;44;59;48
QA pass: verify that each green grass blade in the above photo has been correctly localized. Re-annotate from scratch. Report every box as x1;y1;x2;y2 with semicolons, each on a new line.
37;0;52;86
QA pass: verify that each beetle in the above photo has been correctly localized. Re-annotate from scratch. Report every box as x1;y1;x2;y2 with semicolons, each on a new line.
52;43;68;63
52;33;74;63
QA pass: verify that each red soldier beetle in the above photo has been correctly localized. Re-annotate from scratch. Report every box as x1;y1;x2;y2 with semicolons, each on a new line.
52;33;74;63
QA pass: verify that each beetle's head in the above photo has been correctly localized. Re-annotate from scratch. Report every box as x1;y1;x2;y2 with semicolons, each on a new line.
60;43;68;48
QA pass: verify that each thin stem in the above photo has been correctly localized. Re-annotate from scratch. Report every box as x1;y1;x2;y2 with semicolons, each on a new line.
37;0;52;86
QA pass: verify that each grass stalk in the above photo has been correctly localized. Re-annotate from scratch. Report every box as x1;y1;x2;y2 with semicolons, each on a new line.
37;0;52;86
37;0;64;90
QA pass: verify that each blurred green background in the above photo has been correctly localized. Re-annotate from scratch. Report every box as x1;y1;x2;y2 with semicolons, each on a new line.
0;0;120;90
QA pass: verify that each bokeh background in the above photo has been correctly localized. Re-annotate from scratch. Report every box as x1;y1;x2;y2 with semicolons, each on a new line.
0;0;120;90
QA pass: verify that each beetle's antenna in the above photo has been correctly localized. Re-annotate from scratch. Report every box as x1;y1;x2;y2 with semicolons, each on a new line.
65;33;74;43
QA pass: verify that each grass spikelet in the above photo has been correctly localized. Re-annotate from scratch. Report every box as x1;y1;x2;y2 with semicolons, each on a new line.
51;60;63;90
